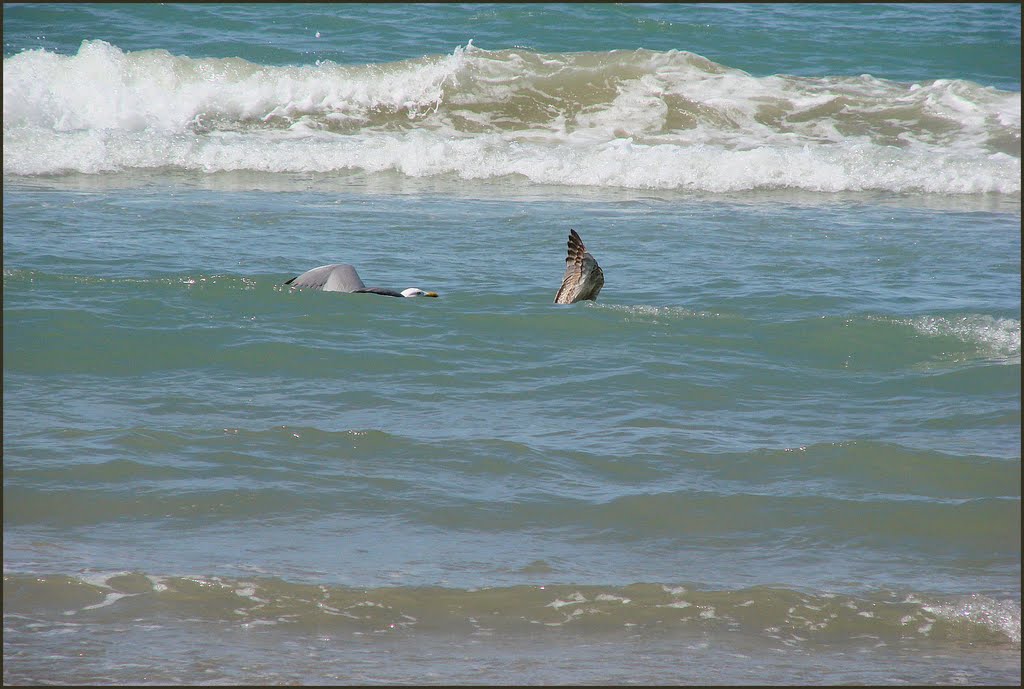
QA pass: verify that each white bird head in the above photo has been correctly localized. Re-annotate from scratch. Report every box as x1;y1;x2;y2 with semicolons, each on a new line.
401;288;439;298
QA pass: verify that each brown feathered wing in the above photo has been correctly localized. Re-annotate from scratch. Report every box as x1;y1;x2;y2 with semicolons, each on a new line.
554;229;604;304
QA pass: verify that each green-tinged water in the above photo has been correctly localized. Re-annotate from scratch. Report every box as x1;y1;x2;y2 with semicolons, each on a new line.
5;180;1019;684
3;574;1020;685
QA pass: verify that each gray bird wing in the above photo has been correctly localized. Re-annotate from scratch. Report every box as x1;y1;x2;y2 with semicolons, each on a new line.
285;264;367;292
554;229;604;304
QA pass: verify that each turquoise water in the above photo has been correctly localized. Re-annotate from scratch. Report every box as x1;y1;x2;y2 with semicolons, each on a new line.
3;3;1020;685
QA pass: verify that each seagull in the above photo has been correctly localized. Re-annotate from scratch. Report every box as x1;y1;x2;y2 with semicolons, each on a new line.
554;229;603;304
284;263;438;298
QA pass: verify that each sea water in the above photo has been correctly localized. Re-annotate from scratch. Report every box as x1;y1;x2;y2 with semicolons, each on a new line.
3;3;1020;685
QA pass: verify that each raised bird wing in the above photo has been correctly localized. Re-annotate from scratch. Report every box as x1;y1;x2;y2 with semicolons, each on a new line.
554;229;604;304
284;264;367;292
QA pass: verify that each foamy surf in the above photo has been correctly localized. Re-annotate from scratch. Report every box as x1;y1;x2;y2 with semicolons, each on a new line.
7;572;1020;645
4;40;1020;194
903;315;1021;361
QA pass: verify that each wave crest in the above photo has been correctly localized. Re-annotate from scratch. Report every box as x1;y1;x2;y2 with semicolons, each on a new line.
6;572;1019;645
4;41;1020;193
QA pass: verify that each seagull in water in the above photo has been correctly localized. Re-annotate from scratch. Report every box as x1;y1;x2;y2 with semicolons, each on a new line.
284;263;438;298
554;229;604;304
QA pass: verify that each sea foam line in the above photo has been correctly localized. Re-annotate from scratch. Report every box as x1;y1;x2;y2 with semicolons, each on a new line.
3;41;1020;194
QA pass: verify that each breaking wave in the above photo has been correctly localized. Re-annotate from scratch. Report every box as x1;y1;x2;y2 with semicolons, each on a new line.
4;572;1020;646
4;40;1020;194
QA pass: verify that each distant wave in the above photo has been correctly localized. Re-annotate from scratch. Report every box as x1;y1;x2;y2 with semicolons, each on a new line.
3;40;1020;194
600;304;1021;364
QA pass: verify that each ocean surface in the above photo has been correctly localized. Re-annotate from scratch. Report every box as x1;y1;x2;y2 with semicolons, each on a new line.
3;3;1020;685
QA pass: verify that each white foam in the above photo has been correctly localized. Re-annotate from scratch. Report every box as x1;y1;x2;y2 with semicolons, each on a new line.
80;591;133;611
234;585;267;604
547;591;587;609
923;595;1021;644
77;571;127;588
2;39;467;133
146;575;169;593
906;315;1021;359
3;41;1019;195
63;591;134;615
661;600;692;609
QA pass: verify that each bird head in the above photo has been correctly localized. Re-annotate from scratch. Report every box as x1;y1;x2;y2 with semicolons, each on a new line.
401;288;439;298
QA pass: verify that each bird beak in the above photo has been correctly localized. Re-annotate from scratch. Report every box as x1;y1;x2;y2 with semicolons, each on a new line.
424;291;439;297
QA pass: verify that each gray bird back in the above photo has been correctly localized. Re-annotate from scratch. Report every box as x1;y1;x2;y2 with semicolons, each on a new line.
285;264;367;292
